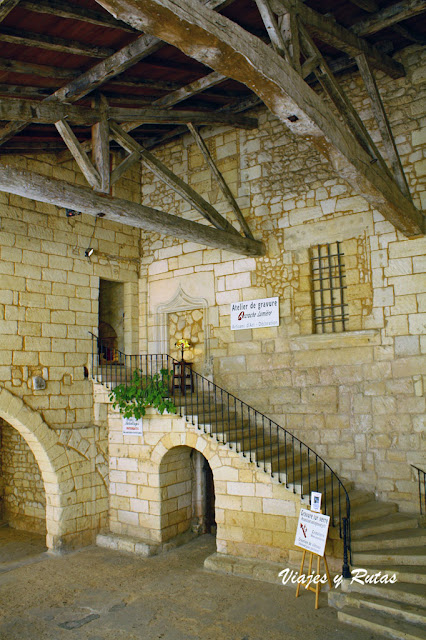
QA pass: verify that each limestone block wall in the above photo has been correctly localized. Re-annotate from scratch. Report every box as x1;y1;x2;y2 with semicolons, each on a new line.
139;45;426;512
0;418;46;534
105;403;320;565
0;153;142;430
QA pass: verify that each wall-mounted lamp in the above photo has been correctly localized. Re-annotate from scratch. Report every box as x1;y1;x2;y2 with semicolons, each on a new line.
85;247;94;258
84;213;105;259
65;209;81;217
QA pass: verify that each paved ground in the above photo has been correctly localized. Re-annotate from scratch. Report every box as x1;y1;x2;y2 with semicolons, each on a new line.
0;527;383;640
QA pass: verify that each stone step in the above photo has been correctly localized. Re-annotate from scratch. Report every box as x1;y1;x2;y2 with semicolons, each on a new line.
350;501;398;525
349;565;426;585
337;606;426;640
352;513;421;540
346;580;426;608
352;528;426;552
329;590;426;626
353;546;426;567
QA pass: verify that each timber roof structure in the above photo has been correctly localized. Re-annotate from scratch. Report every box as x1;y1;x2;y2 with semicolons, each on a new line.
0;0;424;255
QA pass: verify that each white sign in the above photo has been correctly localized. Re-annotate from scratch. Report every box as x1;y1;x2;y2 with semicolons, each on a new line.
294;508;330;557
310;491;322;513
122;416;143;436
231;297;279;330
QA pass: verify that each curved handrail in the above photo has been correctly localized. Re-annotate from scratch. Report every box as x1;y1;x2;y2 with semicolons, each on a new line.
89;332;351;575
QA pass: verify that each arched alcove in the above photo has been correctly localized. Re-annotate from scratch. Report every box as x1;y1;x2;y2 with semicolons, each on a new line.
159;445;215;543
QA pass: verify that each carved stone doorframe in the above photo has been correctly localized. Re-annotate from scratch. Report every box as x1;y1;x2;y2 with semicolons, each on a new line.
155;285;212;377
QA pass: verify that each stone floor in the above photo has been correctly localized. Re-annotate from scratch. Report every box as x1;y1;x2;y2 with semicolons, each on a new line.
0;527;384;640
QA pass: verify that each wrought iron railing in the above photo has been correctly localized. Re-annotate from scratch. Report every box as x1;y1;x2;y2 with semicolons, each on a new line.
90;333;351;576
411;464;426;515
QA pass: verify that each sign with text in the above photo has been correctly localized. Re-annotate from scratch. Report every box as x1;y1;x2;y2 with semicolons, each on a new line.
122;416;143;436
294;508;330;557
231;297;279;330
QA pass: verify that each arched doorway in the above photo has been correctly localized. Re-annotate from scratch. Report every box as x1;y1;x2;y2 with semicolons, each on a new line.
159;446;216;542
0;417;46;536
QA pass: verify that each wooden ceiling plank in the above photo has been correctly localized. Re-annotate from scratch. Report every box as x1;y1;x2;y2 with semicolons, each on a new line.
92;94;111;193
111;120;240;235
55;119;102;190
352;0;426;37
0;0;20;22
187;122;254;239
356;53;411;199
279;11;301;73
20;0;138;32
108;107;258;127
271;0;405;78
93;0;424;237
0;165;265;256
0;97;100;124
0;27;115;58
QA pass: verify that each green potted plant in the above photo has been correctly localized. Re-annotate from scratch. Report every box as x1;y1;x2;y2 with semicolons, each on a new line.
109;368;177;419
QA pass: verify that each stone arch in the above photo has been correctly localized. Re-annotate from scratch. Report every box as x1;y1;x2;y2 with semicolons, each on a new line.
151;432;221;543
0;388;68;550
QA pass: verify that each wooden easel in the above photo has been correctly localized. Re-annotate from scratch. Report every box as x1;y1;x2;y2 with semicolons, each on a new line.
295;548;332;609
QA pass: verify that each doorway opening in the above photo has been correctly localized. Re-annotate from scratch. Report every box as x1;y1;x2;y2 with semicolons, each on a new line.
159;446;216;543
98;279;124;362
0;418;47;560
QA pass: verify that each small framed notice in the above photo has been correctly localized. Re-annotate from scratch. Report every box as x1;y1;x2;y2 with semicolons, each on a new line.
230;297;279;330
122;416;143;436
310;491;322;513
294;508;330;557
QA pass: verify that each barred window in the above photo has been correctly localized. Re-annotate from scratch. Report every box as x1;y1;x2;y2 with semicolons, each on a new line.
310;242;348;334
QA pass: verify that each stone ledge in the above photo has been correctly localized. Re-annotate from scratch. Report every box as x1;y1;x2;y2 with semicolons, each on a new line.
96;529;199;557
290;330;380;351
204;551;287;586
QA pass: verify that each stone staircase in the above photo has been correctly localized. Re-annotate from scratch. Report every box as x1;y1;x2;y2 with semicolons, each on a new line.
329;512;426;640
94;362;425;638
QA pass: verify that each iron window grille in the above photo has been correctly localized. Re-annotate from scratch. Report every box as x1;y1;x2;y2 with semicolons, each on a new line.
310;241;348;333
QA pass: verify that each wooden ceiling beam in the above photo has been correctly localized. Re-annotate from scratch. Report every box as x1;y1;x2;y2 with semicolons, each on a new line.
352;0;426;37
20;0;138;32
93;0;424;237
0;27;116;58
0;165;265;256
0;97;258;128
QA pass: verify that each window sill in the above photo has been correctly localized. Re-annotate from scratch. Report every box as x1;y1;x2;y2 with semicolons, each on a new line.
289;329;380;351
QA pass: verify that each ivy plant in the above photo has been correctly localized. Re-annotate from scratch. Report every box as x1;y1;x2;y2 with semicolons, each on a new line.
109;368;177;420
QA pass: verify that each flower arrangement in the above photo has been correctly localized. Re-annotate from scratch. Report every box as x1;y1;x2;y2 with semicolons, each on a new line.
175;339;191;350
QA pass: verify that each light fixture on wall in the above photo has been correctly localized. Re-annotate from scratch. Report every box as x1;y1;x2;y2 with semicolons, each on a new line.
65;209;81;218
84;247;94;258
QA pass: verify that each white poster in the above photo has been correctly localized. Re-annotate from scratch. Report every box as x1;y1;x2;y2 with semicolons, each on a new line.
294;508;330;557
310;491;322;513
122;416;143;436
231;297;279;330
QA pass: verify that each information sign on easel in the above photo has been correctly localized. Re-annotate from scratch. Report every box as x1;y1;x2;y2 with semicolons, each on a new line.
294;493;332;609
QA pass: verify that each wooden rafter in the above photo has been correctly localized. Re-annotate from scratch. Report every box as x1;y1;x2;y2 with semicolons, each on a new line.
187;123;254;239
93;0;424;237
92;94;111;194
110;121;240;235
352;0;426;37
0;27;116;58
255;0;290;60
55;119;102;190
0;0;19;21
356;53;411;199
270;0;405;78
20;0;137;32
0;166;264;256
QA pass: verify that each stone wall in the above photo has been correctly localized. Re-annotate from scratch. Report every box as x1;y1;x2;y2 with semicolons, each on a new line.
0;153;141;430
0;418;46;534
139;45;426;512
